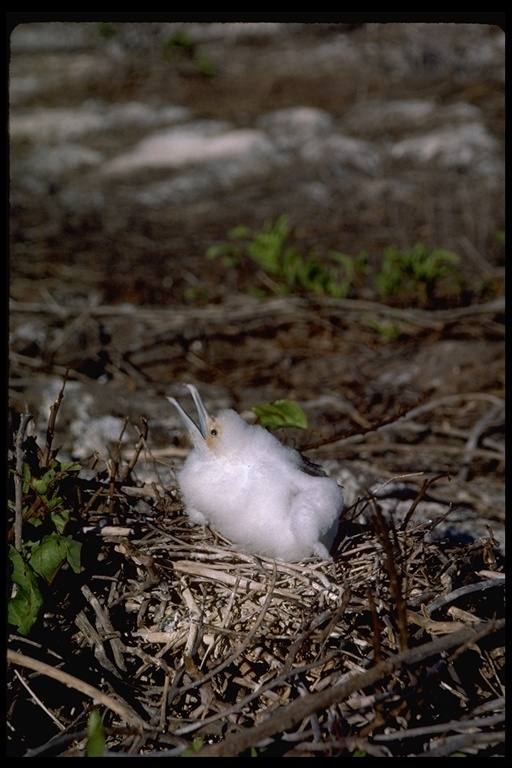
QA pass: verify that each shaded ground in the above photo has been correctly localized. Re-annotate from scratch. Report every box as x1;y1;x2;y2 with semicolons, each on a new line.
8;21;505;757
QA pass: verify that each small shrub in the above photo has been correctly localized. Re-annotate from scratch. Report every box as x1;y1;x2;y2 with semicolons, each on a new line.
207;218;466;309
375;242;462;306
86;711;106;758
362;315;402;343
163;30;214;76
252;399;308;431
8;392;83;636
206;216;366;298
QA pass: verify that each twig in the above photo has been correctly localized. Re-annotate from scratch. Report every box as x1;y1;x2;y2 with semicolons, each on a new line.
159;673;170;732
41;373;68;468
175;561;278;696
13;669;65;730
283;737;391;756
107;417;130;515
458;401;504;481
323;295;504;325
303;392;504;452
171;560;299;602
373;712;505;741
81;584;127;672
75;611;122;679
367;587;383;661
401;474;447;530
172;651;341;736
200;574;242;669
46;306;96;354
416;730;505;757
13;413;33;552
425;579;505;617
7;650;151;732
340;440;503;462
23;728;90;758
371;504;409;651
9;295;504;323
194;620;504;757
120;417;149;482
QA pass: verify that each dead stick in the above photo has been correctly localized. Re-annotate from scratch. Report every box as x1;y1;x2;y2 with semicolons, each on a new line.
14;413;33;551
42;373;68;468
194;619;504;757
7;650;150;732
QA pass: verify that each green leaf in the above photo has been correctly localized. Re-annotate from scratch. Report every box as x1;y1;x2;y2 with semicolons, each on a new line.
181;737;204;756
26;515;44;529
228;224;253;240
60;461;82;473
8;546;44;635
32;467;58;495
29;534;82;583
86;710;105;757
22;462;32;493
50;507;71;534
65;538;82;574
252;400;308;431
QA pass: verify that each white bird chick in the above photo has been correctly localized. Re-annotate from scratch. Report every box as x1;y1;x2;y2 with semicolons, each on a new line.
167;384;343;562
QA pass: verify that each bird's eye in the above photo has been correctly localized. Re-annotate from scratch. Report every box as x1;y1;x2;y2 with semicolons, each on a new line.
210;428;218;437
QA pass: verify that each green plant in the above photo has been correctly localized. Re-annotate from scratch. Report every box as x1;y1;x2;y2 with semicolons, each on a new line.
8;455;83;635
86;710;106;757
96;22;117;39
206;219;467;308
164;29;196;56
375;242;462;306
329;248;371;297
206;216;365;298
163;30;214;77
181;737;205;756
252;399;308;431
183;284;211;303
8;391;83;636
362;314;402;343
206;216;291;278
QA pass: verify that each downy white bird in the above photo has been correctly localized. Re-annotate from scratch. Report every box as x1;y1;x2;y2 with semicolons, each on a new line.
167;384;343;562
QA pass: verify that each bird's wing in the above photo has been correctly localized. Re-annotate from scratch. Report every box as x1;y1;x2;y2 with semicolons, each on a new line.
296;452;328;477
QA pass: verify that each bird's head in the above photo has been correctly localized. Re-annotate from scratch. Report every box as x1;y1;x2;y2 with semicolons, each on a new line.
168;384;249;457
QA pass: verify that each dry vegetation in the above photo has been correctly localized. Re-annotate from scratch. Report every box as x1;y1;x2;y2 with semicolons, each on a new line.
7;365;505;757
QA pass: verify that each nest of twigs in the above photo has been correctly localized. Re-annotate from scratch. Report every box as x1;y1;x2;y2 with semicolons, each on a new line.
7;392;505;758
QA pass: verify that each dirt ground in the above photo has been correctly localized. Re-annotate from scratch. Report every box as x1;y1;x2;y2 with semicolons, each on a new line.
8;21;505;757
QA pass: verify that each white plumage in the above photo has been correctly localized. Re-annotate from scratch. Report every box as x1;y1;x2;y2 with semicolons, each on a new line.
167;384;344;562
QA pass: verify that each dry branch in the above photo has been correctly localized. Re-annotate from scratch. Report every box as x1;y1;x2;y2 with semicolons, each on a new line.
7;650;151;733
13;413;33;552
195;620;503;757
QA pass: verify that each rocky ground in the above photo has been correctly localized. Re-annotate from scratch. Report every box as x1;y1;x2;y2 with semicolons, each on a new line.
8;21;505;757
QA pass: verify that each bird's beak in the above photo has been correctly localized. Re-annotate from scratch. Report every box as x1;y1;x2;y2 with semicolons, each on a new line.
167;384;211;442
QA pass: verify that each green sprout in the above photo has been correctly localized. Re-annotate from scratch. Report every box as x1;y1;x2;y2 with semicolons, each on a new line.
8;453;83;635
206;216;366;298
8;392;83;636
375;242;462;306
252;399;308;431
